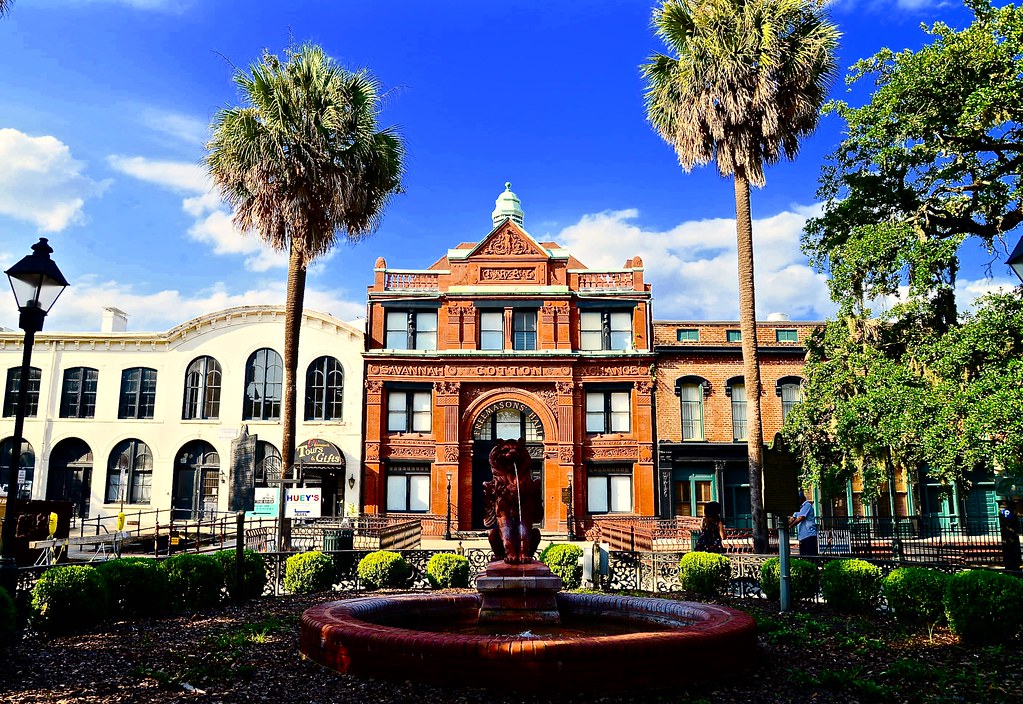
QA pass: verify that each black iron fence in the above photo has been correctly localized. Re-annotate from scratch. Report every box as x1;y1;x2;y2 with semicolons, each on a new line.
816;515;1001;565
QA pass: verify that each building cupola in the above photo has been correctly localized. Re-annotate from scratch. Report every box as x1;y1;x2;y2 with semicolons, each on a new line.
491;182;524;227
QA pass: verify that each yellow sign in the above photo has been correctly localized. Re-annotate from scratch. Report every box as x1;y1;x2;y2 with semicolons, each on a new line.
117;512;126;531
48;512;58;538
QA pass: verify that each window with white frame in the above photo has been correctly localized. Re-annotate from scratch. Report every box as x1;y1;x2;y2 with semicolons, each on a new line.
385;310;438;350
728;379;747;441
579;310;632;351
59;367;98;418
587;466;633;514
585;389;631;434
511;311;537;350
387;389;432;433
676;376;707;441
479;310;504;350
778;376;804;423
386;464;431;512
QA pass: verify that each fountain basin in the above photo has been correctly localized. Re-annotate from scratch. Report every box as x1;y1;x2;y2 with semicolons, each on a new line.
300;592;757;691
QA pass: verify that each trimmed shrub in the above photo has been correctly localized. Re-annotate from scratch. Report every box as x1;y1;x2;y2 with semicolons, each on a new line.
162;553;225;612
96;558;168;618
678;551;730;598
759;557;820;602
0;586;15;647
944;569;1023;644
214;549;267;601
820;559;883;613
426;553;470;589
540;544;584;589
357;550;410;590
30;565;109;634
882;567;948;627
285;551;336;594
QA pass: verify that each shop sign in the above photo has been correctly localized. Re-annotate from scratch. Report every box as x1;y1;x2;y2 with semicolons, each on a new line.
295;438;343;465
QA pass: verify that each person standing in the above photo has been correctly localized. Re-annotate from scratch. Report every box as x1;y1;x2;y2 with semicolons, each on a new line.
696;501;727;553
789;490;818;556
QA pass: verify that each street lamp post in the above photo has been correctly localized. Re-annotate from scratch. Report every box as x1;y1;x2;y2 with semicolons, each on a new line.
1008;236;1023;284
565;470;574;541
1;238;69;597
444;471;452;540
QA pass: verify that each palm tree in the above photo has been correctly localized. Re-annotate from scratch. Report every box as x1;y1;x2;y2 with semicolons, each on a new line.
206;44;404;542
0;1;13;17
642;0;838;552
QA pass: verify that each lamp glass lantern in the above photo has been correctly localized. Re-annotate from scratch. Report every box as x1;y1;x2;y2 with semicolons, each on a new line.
1008;236;1023;284
5;238;69;330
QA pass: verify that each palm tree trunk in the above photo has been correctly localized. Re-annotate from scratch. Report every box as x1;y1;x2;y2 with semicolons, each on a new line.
734;173;768;553
277;240;307;549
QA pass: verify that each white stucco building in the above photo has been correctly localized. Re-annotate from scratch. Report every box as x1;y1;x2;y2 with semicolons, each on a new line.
0;306;364;522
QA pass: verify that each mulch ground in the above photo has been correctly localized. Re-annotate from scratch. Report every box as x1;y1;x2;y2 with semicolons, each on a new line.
1;590;1020;704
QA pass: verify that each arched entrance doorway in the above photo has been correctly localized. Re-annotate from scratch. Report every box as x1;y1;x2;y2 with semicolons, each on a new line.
470;401;545;529
173;440;220;520
295;438;346;517
0;437;35;500
48;438;93;518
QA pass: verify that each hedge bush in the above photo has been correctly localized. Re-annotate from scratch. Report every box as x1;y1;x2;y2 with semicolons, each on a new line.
96;558;168;618
214;549;267;601
882;567;948;627
357;550;410;590
162;553;225;612
0;586;15;647
678;551;730;597
759;557;820;602
426;553;470;589
285;551;336;594
944;569;1023;644
820;559;883;613
540;544;584;589
30;565;109;634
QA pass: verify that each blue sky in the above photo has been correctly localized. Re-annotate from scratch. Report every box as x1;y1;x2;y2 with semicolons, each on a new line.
0;0;1018;332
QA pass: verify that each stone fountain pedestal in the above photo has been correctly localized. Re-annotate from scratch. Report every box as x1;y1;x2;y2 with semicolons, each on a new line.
476;560;563;624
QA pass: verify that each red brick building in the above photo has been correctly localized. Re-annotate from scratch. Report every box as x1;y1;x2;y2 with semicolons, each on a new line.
652;318;820;524
362;185;655;536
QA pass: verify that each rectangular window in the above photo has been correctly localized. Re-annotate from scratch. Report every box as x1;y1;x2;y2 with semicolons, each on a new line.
385;310;438;350
119;368;158;419
386;466;431;512
479;311;504;350
580;310;633;351
726;330;742;343
585;390;631;434
731;383;748;441
512;311;536;350
776;329;798;343
676;329;700;342
781;383;802;422
3;366;41;417
387;390;432;433
59;367;98;418
679;384;705;441
587;466;633;514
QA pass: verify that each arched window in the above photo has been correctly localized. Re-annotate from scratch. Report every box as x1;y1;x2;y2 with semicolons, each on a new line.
59;367;99;418
473;407;544;442
0;437;35;499
243;348;283;421
726;376;747;442
776;376;805;423
305;356;344;421
48;438;93;518
3;366;41;417
106;439;153;505
173;440;220;520
675;376;710;441
254;441;282;487
182;356;222;420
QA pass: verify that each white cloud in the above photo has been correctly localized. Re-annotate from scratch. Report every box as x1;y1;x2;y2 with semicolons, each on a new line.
2;276;365;333
552;207;836;321
107;155;286;271
0;128;107;232
139;109;209;146
833;0;952;12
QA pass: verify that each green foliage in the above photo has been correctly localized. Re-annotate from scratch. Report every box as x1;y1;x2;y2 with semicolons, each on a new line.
356;550;410;590
30;565;109;634
820;559;882;613
425;553;469;589
759;557;820;602
162;553;225;612
944;569;1023;644
0;586;15;647
285;551;336;594
678;551;730;598
97;558;168;618
214;549;267;601
540;544;584;589
882;567;948;627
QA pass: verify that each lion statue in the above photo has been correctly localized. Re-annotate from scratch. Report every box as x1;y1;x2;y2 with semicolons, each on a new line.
482;438;543;564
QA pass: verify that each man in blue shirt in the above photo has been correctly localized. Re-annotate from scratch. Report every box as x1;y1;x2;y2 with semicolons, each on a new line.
789;489;818;556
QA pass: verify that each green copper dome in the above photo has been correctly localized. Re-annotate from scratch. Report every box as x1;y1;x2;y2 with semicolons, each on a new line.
491;182;524;227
